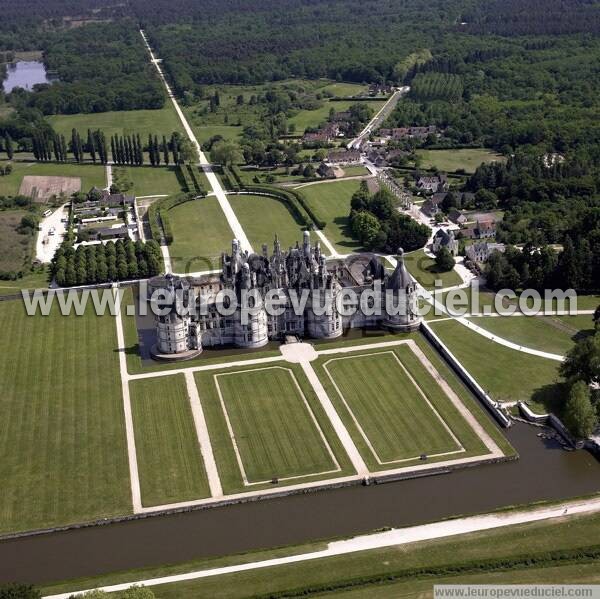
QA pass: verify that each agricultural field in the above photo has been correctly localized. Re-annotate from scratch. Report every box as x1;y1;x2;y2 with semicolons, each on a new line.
0;160;106;196
299;179;363;253
47;107;184;141
314;344;488;471
0;210;36;273
194;364;355;493
415;148;506;174
404;248;463;289
468;314;595;356
228;193;306;251
130;375;211;507
427;319;562;413
167;196;234;272
0;298;131;534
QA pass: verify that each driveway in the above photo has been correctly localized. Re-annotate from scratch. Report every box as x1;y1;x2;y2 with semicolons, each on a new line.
36;205;68;263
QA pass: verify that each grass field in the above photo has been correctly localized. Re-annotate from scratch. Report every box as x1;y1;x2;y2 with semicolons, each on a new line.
427;319;562;412
0;298;131;534
316;344;491;470
212;366;339;483
416;148;506;174
0;160;106;196
288;100;385;132
194;363;354;493
468;315;594;355
47;107;183;141
130;375;210;506
319;82;370;97
322;350;462;465
229;193;306;251
299;179;363;253
0;210;35;272
404;249;463;289
113;165;186;197
0;267;49;296
167;196;234;272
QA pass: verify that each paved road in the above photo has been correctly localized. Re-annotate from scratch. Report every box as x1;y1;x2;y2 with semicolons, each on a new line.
347;86;409;150
139;30;253;255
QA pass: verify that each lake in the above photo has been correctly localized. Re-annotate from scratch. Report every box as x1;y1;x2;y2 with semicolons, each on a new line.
2;60;53;94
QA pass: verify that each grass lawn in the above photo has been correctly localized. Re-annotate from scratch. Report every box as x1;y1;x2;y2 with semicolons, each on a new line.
0;160;106;195
0;210;36;272
299;179;363;253
319;82;370;97
167;196;234;272
194;363;354;493
289;100;385;132
316;344;488;470
47;107;183;141
229;193;306;251
0;267;49;296
0;298;131;534
404;249;462;289
340;165;370;177
416;148;505;174
322;350;460;463
113;165;186;197
427;319;562;411
468;315;593;355
130;375;210;507
42;501;600;598
211;366;338;483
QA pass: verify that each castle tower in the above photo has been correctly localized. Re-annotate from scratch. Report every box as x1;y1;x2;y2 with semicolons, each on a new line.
233;263;269;348
152;274;202;360
306;254;343;339
382;248;421;332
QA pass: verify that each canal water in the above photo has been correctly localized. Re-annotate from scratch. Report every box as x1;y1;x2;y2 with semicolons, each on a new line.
1;422;599;585
2;61;53;94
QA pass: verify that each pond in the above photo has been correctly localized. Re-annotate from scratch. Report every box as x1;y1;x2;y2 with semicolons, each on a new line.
2;60;54;94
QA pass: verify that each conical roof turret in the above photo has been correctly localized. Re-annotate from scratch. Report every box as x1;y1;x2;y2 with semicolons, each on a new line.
387;248;413;290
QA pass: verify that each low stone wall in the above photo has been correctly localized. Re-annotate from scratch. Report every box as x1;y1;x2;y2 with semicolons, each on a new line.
420;321;512;428
518;402;580;449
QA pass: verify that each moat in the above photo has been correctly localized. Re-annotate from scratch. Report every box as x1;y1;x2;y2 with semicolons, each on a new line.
1;422;599;585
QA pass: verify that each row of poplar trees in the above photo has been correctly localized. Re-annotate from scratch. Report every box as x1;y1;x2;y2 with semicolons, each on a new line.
6;130;189;166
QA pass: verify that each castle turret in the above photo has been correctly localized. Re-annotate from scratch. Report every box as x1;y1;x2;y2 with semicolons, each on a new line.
151;274;203;360
382;248;421;332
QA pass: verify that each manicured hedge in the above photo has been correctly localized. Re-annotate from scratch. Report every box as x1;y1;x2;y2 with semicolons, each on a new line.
148;192;196;245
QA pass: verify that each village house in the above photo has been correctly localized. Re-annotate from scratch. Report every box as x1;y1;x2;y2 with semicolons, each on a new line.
466;242;506;264
327;149;361;164
379;126;438;141
416;173;449;193
432;229;459;256
448;209;468;225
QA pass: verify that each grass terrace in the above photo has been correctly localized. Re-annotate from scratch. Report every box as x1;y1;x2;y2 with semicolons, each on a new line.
228;193;306;251
288;100;385;133
314;344;489;471
194;363;355;493
468;314;595;356
112;166;187;197
427;319;562;412
130;375;211;507
0;297;131;534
